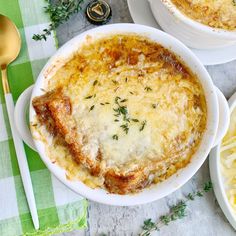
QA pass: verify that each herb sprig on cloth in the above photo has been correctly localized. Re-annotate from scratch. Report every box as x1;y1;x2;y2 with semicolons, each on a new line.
139;181;213;236
33;0;84;41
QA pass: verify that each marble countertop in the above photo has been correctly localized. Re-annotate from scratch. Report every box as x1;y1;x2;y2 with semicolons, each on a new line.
56;1;236;235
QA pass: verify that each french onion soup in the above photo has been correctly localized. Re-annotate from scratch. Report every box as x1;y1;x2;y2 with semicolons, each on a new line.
32;34;207;194
171;0;236;31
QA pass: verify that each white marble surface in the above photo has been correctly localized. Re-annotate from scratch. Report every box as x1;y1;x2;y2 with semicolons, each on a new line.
55;1;236;235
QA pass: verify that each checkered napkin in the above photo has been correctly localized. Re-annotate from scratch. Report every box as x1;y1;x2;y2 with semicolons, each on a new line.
0;1;87;235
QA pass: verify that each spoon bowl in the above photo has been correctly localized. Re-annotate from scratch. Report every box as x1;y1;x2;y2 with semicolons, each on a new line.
0;15;21;67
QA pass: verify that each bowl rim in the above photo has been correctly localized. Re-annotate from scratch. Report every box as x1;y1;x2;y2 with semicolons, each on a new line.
158;0;236;39
29;23;219;206
209;92;236;230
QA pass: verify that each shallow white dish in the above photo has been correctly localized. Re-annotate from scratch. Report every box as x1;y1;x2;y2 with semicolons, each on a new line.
127;0;236;66
209;92;236;231
15;23;229;206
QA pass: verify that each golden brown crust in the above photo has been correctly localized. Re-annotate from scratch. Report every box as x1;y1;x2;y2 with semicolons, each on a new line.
171;0;236;30
104;168;149;194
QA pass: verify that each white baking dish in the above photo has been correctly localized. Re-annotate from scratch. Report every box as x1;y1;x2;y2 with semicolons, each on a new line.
14;24;229;205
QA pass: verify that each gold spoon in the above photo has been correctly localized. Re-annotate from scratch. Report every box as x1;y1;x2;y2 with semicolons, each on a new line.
0;14;39;229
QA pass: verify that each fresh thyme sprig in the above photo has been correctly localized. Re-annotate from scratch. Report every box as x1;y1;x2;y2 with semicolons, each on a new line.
113;96;147;136
113;97;129;121
139;181;213;236
33;0;84;41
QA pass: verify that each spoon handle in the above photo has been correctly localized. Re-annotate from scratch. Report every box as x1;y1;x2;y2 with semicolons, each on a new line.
2;67;39;230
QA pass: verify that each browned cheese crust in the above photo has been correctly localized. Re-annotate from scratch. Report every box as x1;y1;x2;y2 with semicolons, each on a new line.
32;34;207;194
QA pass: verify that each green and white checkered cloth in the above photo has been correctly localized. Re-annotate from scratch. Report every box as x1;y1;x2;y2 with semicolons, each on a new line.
0;0;87;235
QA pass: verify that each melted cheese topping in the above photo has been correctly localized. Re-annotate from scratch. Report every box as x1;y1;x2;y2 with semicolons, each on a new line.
171;0;236;30
35;34;207;190
221;108;236;213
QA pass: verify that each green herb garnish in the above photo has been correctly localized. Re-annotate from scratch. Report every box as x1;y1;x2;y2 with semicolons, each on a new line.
119;107;128;116
112;80;118;84
85;95;93;99
120;123;129;134
89;105;95;111
112;134;118;140
152;104;157;109
120;99;128;103
93;80;98;86
139;120;147;131
139;181;213;236
131;119;139;122
113;97;129;122
145;87;152;92
33;0;84;41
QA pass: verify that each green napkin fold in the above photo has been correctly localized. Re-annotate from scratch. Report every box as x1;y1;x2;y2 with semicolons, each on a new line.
0;0;87;235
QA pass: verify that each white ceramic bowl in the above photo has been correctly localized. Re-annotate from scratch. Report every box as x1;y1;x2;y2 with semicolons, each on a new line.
209;92;236;230
149;0;236;49
15;24;230;206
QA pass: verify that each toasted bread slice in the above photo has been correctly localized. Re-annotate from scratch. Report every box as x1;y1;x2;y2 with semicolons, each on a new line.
32;90;101;175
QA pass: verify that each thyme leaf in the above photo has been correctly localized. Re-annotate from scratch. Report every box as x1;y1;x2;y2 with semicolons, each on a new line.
120;99;128;103
152;104;157;109
112;134;118;140
120;123;129;134
93;80;98;86
89;105;95;111
145;86;152;92
112;80;118;84
139;120;147;131
85;95;93;99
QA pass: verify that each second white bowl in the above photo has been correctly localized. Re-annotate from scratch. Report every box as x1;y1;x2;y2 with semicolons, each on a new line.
149;0;236;49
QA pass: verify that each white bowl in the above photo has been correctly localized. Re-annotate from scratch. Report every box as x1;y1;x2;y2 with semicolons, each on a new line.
15;24;230;206
149;0;236;49
209;92;236;230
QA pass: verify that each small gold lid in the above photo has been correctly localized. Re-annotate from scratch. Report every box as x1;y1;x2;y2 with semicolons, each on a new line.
86;0;112;25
